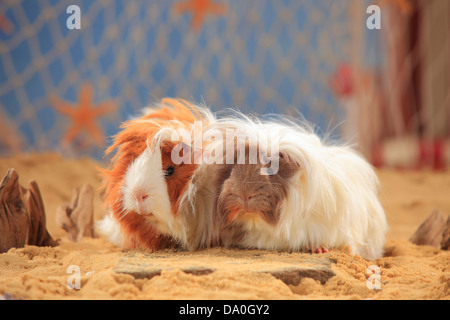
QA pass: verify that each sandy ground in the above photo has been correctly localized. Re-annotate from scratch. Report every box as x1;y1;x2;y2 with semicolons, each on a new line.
0;152;449;300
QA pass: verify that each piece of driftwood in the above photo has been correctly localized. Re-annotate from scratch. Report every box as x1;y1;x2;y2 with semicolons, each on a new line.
0;169;57;253
55;184;96;242
410;209;449;250
441;217;450;250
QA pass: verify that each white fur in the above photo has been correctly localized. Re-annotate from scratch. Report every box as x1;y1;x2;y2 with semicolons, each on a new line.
96;213;124;247
201;115;388;260
122;143;174;234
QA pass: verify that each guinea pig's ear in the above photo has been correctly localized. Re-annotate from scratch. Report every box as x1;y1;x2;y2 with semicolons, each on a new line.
147;135;162;153
279;152;300;166
277;152;301;179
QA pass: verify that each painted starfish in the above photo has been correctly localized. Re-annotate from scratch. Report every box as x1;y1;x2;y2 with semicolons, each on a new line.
173;0;227;31
377;0;413;15
0;0;14;34
50;83;116;148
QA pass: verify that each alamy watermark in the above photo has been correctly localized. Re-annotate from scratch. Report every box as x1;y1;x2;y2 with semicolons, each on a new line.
366;265;381;290
366;5;381;30
66;5;81;30
65;4;381;30
66;265;95;290
157;121;281;175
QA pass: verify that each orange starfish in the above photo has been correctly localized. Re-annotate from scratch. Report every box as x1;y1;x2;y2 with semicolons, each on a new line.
0;0;14;34
50;83;116;148
173;0;227;31
377;0;413;15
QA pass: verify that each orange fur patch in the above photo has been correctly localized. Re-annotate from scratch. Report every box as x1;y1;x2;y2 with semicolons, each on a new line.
160;141;199;215
227;207;242;225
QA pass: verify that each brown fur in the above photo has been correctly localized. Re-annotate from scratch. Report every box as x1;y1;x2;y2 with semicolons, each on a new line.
213;144;300;246
119;213;178;249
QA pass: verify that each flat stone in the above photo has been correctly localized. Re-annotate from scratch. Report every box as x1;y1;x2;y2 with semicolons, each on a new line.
113;248;336;285
183;266;215;276
113;256;216;280
114;262;162;280
266;266;336;285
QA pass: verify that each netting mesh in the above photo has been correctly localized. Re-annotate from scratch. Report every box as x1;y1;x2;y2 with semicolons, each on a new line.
1;0;378;159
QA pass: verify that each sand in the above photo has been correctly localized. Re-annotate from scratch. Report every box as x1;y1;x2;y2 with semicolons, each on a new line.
0;152;449;300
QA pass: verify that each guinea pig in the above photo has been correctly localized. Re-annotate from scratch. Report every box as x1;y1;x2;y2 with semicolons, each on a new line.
97;98;215;250
209;116;388;260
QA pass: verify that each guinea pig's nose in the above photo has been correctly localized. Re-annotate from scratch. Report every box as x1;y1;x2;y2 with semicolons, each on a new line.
239;195;253;209
133;191;149;214
133;190;149;204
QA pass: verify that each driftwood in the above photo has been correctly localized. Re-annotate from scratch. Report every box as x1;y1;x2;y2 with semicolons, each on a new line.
441;217;450;250
410;209;449;250
55;184;96;242
0;169;57;253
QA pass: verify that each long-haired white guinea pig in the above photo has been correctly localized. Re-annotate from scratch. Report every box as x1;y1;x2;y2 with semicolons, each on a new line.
209;114;388;260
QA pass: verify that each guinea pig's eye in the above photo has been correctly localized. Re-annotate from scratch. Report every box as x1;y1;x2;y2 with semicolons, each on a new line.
165;166;175;178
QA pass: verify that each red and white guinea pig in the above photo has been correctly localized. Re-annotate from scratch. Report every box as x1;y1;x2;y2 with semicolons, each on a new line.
97;98;215;250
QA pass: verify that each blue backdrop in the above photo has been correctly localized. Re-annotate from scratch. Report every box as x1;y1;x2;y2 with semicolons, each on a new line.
0;0;379;160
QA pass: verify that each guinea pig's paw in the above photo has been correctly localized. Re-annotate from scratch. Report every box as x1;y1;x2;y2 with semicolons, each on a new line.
310;246;329;254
